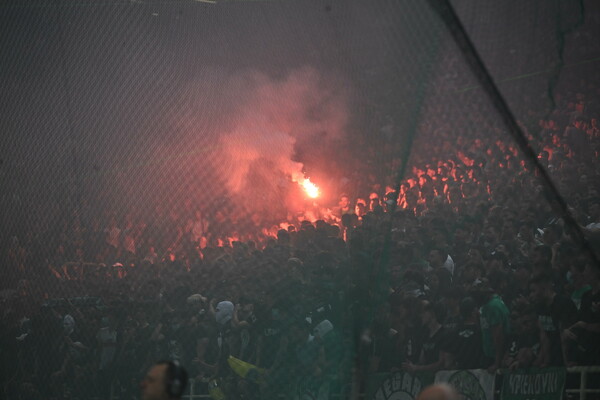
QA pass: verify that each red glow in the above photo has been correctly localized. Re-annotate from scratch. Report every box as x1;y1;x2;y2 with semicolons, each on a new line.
301;178;320;198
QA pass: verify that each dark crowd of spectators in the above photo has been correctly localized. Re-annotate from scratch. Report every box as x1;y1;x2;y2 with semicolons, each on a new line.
1;81;600;400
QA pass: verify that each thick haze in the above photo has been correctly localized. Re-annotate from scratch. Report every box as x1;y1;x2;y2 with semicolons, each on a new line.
1;0;599;230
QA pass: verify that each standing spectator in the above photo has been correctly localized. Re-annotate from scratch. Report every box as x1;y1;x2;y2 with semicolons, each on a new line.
143;246;160;265
587;117;599;139
393;295;426;366
531;245;553;276
105;216;121;263
446;297;486;370
426;247;455;277
96;315;118;398
503;299;543;370
367;302;402;373
564;117;588;158
191;210;209;249
231;296;258;362
332;195;354;221
567;261;591;310
6;236;27;281
529;273;577;366
564;262;600;365
402;301;451;373
194;300;235;395
472;280;510;373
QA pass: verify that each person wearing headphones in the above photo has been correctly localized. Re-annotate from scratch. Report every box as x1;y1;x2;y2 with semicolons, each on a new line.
141;360;189;400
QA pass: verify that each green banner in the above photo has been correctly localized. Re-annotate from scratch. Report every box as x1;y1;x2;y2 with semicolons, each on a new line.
366;371;434;400
435;369;495;400
500;367;566;400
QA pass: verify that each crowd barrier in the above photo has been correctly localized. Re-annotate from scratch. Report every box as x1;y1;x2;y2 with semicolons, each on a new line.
565;366;600;400
162;366;598;400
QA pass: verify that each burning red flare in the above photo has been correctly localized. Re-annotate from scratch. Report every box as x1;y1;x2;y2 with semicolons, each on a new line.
301;178;320;198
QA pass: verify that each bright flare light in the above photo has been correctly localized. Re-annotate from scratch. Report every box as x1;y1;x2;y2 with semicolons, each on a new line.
302;178;320;198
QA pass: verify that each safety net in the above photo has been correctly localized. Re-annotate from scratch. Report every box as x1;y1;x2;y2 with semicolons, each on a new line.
1;0;599;399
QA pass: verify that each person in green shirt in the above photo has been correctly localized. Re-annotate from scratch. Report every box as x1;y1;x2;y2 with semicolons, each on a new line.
471;279;510;373
568;262;591;310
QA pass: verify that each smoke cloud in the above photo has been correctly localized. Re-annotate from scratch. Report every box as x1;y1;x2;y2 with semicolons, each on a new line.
174;66;350;216
219;67;348;187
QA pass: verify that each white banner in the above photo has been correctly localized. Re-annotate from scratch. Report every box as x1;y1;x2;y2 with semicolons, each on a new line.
435;369;495;400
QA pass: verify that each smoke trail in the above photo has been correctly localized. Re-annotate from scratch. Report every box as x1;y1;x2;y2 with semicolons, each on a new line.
217;67;348;193
155;66;349;218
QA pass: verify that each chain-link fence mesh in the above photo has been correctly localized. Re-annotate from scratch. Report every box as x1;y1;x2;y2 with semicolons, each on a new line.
1;0;599;399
